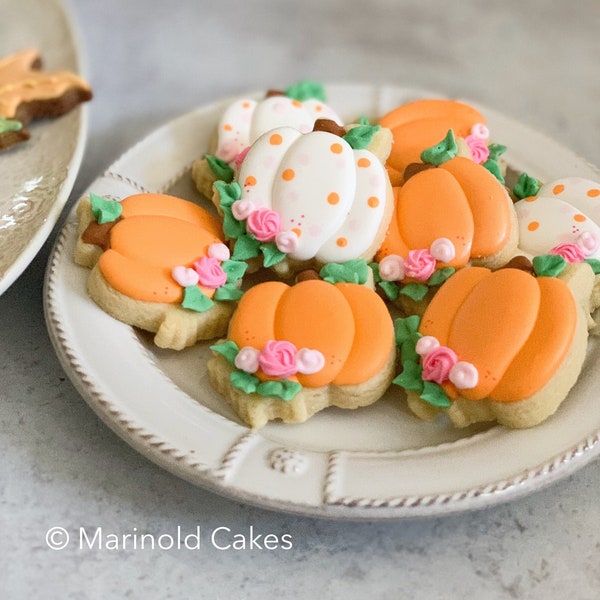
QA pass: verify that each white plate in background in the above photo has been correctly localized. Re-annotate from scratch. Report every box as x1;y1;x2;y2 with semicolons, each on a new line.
0;0;89;295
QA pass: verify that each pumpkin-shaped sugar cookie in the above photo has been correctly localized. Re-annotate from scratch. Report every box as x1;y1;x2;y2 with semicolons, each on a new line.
374;136;518;309
378;98;491;185
208;279;396;428
394;265;592;429
215;124;393;278
74;193;247;350
191;81;343;198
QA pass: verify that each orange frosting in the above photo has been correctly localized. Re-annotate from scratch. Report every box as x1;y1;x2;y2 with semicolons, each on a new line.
378;99;486;177
439;157;511;256
419;268;577;403
97;193;224;303
227;280;393;388
0;48;91;119
376;158;510;267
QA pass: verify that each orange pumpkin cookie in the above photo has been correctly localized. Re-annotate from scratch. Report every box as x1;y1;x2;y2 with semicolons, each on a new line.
393;263;593;429
208;278;396;428
0;48;92;150
374;132;518;312
378;98;494;186
74;193;247;350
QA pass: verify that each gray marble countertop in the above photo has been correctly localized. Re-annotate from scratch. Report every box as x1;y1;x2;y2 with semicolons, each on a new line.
2;0;600;597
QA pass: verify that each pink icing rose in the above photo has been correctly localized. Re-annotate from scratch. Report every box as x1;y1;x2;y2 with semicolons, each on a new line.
207;242;231;262
193;256;227;288
550;242;586;263
470;123;490;140
231;199;256;221
577;231;600;257
449;361;479;390
275;230;300;254
429;238;456;263
404;249;437;282
246;207;282;242
234;346;261;374
378;254;406;282
258;340;298;378
295;348;325;375
421;346;458;385
465;134;490;164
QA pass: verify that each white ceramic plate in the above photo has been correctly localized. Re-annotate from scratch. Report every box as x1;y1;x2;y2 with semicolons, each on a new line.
44;84;600;519
0;0;88;295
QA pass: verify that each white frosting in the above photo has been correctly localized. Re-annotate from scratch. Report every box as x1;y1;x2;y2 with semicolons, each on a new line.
316;149;387;263
215;95;342;163
236;127;388;263
515;177;600;259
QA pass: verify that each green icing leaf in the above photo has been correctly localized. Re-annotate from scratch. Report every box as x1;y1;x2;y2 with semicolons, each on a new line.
261;242;287;267
284;80;326;102
420;130;458;166
427;267;455;287
400;282;429;302
420;381;452;408
393;361;424;393
584;258;600;275
256;379;302;401
532;254;567;278
205;154;234;183
320;259;369;284
0;116;22;134
513;172;540;200
215;181;245;239
487;143;507;161
210;340;240;365
182;286;214;312
379;280;400;301
394;315;421;346
90;192;122;224
214;180;242;209
343;124;381;150
232;233;261;260
482;158;505;184
214;283;244;302
230;370;259;394
357;115;371;126
222;259;248;284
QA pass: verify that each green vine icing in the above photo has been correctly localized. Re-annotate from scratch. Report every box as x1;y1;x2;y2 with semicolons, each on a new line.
420;130;458;166
320;259;370;284
90;193;122;224
343;124;381;150
284;80;326;102
482;143;507;184
513;172;541;200
0;117;22;134
392;316;452;408
205;154;234;183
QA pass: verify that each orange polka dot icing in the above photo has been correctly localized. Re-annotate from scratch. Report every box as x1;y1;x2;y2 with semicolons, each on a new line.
378;99;486;178
214;94;342;162
227;279;394;388
515;177;600;259
417;267;577;403
233;126;391;264
96;193;227;303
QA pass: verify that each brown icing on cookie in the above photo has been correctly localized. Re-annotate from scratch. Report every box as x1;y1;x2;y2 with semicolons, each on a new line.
500;255;535;275
312;118;346;137
82;218;122;251
403;162;436;182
